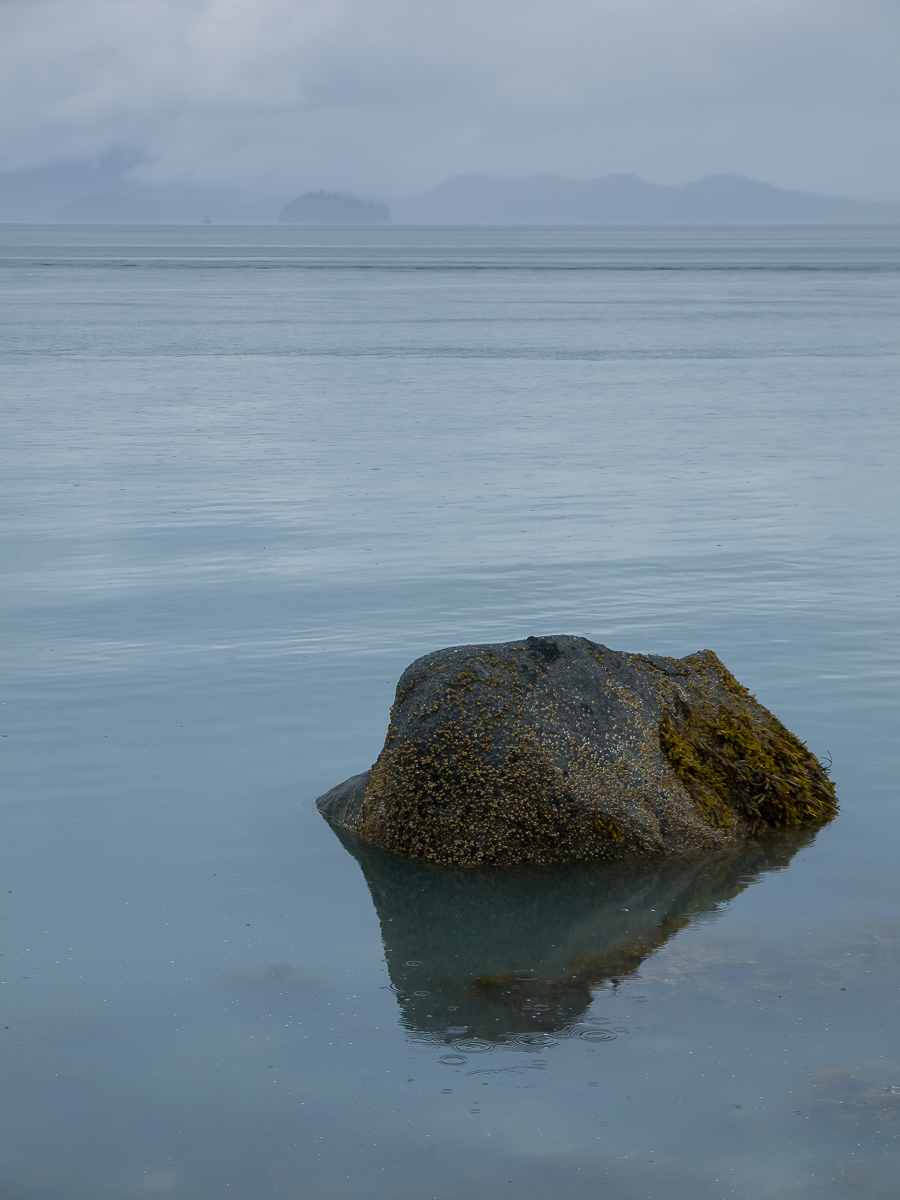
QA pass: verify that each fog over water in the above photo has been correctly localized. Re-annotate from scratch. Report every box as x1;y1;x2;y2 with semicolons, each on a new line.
2;0;900;200
1;223;899;1197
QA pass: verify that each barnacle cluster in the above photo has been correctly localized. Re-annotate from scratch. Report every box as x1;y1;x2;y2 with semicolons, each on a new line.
356;647;623;868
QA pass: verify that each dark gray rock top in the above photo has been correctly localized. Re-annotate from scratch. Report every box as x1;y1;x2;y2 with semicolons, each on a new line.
317;636;836;868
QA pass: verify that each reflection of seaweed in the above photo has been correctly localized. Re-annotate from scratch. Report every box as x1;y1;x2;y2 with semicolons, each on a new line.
815;1070;900;1128
660;664;837;834
467;972;593;1018
468;912;694;1009
333;823;819;1043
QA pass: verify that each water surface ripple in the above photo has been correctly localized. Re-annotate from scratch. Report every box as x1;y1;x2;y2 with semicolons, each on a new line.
1;224;899;1200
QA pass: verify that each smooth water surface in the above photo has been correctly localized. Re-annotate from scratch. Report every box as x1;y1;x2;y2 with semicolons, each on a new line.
2;224;899;1198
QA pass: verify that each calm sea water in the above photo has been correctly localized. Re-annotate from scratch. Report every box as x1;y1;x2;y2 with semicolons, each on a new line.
2;223;899;1199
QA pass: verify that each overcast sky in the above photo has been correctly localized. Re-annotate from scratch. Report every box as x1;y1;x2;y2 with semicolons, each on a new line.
2;0;899;199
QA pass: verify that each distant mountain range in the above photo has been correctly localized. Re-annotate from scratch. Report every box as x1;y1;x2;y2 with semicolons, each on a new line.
391;172;900;225
1;159;899;224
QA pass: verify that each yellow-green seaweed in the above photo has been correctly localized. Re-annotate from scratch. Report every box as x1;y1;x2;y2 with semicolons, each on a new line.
659;695;837;833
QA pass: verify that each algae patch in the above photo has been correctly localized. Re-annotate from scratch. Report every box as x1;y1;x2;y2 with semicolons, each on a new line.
659;692;837;834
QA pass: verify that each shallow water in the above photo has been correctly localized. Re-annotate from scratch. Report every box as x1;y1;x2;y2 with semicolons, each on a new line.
1;223;899;1198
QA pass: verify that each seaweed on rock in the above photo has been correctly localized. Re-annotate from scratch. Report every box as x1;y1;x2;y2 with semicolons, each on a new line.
659;662;837;834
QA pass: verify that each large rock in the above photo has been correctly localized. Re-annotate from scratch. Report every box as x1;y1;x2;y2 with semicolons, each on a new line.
316;636;837;867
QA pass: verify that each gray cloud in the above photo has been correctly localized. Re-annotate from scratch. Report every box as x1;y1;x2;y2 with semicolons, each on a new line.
1;0;899;199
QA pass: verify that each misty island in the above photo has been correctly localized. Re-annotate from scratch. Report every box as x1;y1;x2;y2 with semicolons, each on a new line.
316;635;837;867
278;190;390;224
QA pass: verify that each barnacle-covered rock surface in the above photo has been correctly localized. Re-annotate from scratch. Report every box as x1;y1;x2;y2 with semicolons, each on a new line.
316;635;837;867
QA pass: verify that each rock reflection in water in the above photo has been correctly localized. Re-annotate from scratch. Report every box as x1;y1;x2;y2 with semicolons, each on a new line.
334;827;818;1042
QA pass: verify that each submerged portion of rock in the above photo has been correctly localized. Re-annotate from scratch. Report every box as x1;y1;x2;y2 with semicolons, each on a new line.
336;825;819;1040
317;636;837;867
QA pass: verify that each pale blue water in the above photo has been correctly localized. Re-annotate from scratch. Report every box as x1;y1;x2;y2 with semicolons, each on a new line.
1;223;899;1199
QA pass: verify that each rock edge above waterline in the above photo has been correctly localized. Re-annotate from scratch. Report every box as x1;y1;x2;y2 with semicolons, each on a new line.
316;636;837;867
